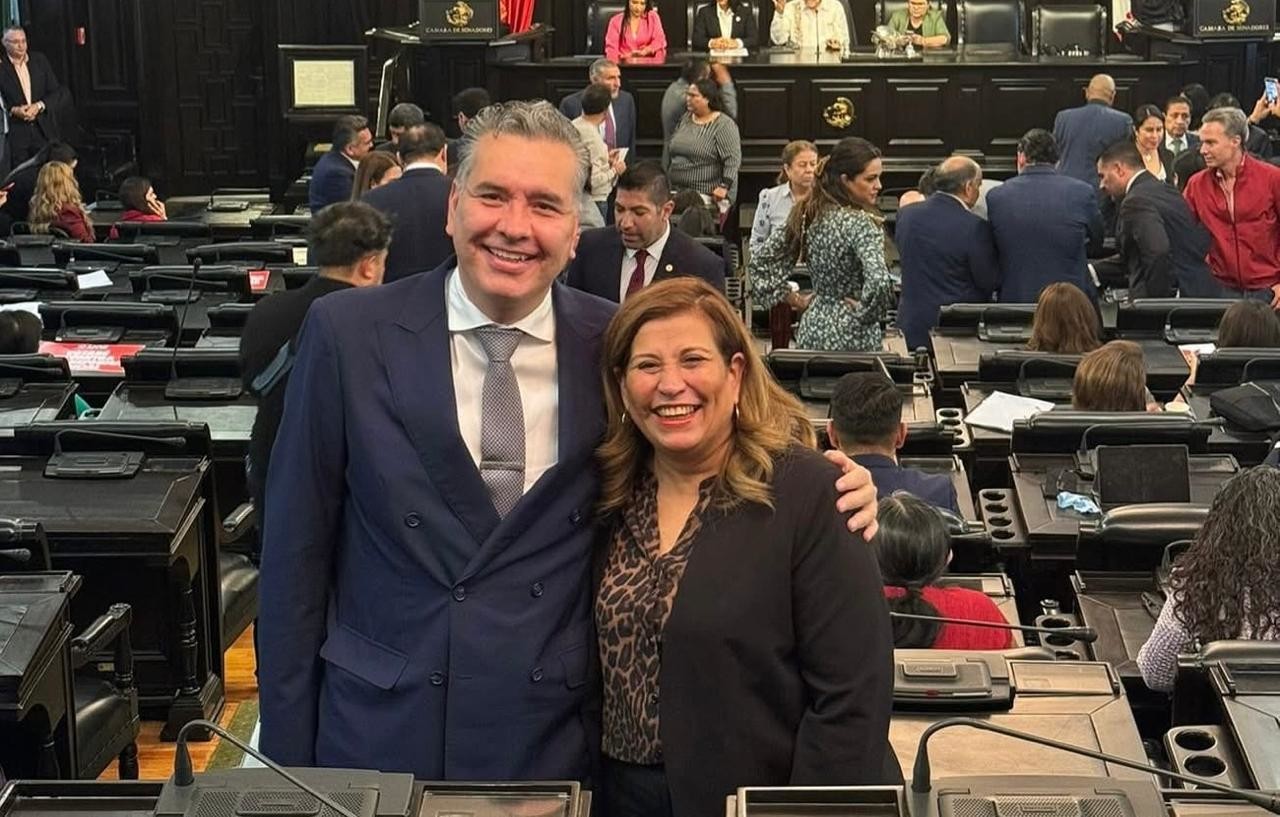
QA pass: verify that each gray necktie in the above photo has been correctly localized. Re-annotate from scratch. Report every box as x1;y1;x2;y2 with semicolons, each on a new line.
1171;137;1184;156
476;326;525;517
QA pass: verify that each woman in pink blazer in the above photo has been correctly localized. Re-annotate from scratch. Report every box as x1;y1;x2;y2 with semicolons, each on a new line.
605;0;667;61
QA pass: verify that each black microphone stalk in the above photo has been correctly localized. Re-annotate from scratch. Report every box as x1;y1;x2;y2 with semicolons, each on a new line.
889;611;1099;643
910;717;1280;814
172;719;360;817
170;257;200;382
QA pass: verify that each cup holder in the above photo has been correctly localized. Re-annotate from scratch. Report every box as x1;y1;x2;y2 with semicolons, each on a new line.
984;502;1008;513
1045;634;1074;647
988;517;1011;528
1174;730;1217;752
1184;755;1227;778
937;408;959;418
1039;617;1071;629
1054;650;1081;660
991;529;1014;540
980;490;1005;501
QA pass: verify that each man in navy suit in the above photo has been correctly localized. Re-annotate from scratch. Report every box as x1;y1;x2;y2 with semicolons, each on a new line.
259;101;880;780
894;156;999;351
828;372;960;515
564;161;726;302
362;123;453;282
308;115;373;214
986;129;1101;303
1164;95;1200;159
1093;139;1220;299
559;58;636;155
1052;74;1133;187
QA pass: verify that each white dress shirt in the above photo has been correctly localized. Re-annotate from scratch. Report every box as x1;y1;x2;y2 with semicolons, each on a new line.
446;268;559;493
404;159;444;173
717;5;741;45
770;0;850;49
618;222;672;301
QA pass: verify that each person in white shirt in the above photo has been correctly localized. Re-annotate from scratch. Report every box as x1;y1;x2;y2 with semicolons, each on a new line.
770;0;851;51
571;83;627;220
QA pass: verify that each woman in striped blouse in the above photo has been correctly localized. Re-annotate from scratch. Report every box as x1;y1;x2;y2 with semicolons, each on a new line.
665;78;742;210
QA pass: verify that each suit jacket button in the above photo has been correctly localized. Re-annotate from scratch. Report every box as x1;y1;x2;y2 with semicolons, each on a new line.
429;671;445;686
404;513;421;528
569;509;582;525
648;692;659;704
531;667;545;682
452;585;467;602
530;581;545;598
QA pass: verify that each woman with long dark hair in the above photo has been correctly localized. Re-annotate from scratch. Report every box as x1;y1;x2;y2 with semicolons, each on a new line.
748;136;895;351
1133;103;1176;184
604;0;668;62
1027;282;1102;354
1137;467;1280;691
874;493;1012;650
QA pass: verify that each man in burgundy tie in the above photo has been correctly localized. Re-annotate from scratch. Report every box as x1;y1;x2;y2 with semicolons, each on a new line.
564;161;727;302
559;57;636;157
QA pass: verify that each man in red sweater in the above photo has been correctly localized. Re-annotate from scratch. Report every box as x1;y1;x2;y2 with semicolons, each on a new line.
1183;106;1280;305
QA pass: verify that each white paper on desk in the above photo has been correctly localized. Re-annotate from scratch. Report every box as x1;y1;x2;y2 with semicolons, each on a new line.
1178;342;1216;358
291;246;308;266
0;301;40;321
964;390;1055;434
75;269;112;290
710;47;749;57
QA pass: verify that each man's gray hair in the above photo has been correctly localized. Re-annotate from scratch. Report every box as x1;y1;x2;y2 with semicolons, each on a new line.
1201;106;1249;143
454;100;590;198
589;58;617;80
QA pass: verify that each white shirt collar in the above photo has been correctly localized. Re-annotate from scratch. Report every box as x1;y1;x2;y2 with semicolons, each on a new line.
446;266;556;342
404;159;444;173
717;3;735;20
624;222;671;262
943;192;970;209
344;153;359;169
1126;169;1146;194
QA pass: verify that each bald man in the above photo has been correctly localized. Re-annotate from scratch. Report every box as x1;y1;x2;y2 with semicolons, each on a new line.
894;155;999;349
1052;74;1134;188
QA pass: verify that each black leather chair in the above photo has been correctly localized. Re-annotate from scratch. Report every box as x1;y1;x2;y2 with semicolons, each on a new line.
0;520;140;780
187;241;293;265
586;1;627;54
1076;503;1209;571
110;221;212;242
956;0;1025;49
687;2;763;50
220;503;259;652
1031;4;1105;56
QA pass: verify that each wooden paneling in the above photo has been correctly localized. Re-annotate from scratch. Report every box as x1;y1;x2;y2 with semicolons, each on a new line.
882;76;953;156
984;75;1059;153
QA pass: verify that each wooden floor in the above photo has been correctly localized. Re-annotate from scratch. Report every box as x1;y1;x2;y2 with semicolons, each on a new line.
99;625;259;781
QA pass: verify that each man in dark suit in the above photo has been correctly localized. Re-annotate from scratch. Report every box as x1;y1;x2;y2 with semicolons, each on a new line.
1052;74;1134;187
258;100;879;778
564;161;726;302
559;58;636;155
828;371;960;515
374;102;424;153
362;123;452;282
1093;139;1220;299
241;202;391;514
894;156;999;351
0;27;67;164
448;87;490;170
986;129;1102;303
1164;95;1200;159
308;115;373;214
691;0;759;51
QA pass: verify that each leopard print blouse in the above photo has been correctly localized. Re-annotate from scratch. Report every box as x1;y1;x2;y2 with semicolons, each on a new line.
595;470;715;764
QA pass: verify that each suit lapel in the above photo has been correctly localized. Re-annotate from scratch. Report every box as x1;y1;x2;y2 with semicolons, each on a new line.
654;233;682;283
379;265;501;547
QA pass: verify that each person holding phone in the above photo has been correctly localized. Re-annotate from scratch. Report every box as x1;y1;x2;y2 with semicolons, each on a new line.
1248;78;1280;130
107;175;166;240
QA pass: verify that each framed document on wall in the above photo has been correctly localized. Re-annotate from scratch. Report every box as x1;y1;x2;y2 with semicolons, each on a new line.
419;0;499;40
279;45;369;121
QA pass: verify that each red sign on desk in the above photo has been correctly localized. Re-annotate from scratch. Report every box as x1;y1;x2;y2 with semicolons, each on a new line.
38;341;145;375
249;269;270;292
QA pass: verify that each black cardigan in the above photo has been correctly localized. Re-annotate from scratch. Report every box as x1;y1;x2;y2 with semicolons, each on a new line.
601;445;901;816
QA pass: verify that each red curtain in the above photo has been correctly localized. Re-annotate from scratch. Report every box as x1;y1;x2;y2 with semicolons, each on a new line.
500;0;536;32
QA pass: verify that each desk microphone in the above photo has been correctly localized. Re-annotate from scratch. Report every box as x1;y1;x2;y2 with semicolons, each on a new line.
889;611;1099;643
51;426;186;458
172;718;360;817
62;242;157;266
909;717;1280;813
169;257;201;382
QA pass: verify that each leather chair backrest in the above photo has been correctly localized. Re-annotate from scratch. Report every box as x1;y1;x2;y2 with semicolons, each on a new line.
1031;4;1105;56
1078;503;1209;546
958;0;1024;49
586;1;628;54
1197;639;1280;664
1010;410;1211;453
1195;347;1280;386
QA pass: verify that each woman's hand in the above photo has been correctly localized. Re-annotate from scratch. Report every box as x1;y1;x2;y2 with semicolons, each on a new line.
773;0;787;12
785;290;813;311
147;198;167;219
608;149;627;175
824;450;879;541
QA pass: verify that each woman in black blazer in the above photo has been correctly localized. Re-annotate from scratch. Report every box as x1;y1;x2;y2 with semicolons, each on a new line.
1134;103;1178;185
691;0;760;51
594;277;899;817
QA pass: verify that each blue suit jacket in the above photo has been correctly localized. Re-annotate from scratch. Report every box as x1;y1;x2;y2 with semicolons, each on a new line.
1052;100;1133;187
893;194;999;351
985;167;1099;303
361;167;454;283
853;453;959;515
308;151;355;214
559;89;637;153
257;261;616;780
563;225;727;302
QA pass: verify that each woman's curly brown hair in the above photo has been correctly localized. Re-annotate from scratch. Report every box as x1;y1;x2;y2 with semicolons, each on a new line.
1168;466;1280;642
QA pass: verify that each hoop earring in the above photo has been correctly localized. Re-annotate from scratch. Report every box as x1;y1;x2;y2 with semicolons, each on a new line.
620;411;628;425
733;403;740;424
